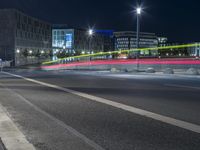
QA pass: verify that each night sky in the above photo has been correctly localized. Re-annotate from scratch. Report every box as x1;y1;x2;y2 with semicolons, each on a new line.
0;0;200;42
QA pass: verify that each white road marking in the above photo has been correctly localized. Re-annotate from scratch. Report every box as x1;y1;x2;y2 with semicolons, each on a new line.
0;84;104;150
165;84;200;90
3;72;200;134
0;102;36;150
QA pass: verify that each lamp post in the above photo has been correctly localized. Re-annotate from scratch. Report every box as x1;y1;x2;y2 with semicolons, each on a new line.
136;7;142;70
16;49;20;66
88;29;93;61
136;7;141;49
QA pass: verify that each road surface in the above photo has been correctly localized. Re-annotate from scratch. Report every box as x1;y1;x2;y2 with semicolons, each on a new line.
0;70;200;150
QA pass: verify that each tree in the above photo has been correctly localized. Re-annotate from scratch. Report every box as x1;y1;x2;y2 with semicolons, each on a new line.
57;51;70;59
23;49;29;57
35;50;41;57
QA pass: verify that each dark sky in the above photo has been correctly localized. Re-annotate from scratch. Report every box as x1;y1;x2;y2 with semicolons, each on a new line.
0;0;200;42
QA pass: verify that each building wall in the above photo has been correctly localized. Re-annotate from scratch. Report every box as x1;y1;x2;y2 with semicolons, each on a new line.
0;9;16;62
187;43;200;57
0;9;52;66
14;10;52;66
158;37;168;47
114;31;158;50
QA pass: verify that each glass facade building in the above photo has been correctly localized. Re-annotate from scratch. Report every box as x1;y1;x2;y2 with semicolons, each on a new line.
52;27;114;60
52;29;74;49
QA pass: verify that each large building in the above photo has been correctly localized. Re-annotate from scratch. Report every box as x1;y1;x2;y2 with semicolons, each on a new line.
158;37;168;47
0;9;52;66
52;25;114;60
187;43;200;57
114;31;158;50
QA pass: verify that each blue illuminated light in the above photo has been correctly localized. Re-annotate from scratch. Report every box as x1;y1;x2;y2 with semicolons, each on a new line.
65;34;72;48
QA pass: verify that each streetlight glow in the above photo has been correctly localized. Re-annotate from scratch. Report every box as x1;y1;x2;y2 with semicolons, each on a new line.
136;7;142;15
29;50;33;54
88;28;94;61
16;49;20;53
88;29;93;36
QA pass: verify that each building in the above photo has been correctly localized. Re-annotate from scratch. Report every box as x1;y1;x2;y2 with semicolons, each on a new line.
95;30;114;52
187;43;200;57
0;9;52;66
52;25;114;60
158;37;168;47
114;31;158;50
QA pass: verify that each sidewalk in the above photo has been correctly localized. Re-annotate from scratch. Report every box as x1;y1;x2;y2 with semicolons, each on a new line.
0;140;5;150
0;102;36;150
0;139;5;150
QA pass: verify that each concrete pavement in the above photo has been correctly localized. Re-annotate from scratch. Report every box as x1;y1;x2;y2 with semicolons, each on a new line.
0;139;5;150
0;70;200;150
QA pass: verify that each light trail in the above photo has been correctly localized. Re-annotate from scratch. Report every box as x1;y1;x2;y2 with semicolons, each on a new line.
43;43;200;65
41;59;200;70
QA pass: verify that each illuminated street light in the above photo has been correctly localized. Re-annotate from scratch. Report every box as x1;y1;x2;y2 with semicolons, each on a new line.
135;6;142;71
136;6;142;48
16;49;20;66
16;49;20;53
81;51;85;54
88;29;94;61
136;7;142;15
41;50;45;54
88;29;93;36
29;50;33;54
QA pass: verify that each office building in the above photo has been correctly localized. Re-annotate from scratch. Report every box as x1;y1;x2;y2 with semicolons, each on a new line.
0;9;52;66
187;43;200;57
158;37;168;47
52;25;114;60
114;31;158;50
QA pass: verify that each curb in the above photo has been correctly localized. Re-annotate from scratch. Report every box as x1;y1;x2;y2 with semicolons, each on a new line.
0;138;6;150
0;104;36;150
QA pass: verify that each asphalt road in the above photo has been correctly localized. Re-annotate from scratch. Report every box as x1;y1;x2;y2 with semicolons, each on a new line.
0;69;200;150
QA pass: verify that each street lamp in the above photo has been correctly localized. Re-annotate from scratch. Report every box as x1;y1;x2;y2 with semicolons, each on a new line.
136;7;142;49
16;49;20;54
89;29;93;36
29;50;33;55
135;6;142;70
16;49;20;66
41;50;44;54
88;29;94;61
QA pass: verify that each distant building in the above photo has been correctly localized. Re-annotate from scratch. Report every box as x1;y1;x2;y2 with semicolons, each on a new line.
95;30;114;52
158;37;168;47
0;9;52;66
114;31;158;50
52;25;114;60
187;43;200;57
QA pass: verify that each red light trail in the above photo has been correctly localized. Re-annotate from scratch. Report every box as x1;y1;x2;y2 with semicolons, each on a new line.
41;59;200;70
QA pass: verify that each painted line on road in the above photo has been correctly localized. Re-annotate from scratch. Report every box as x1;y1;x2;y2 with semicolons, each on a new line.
165;84;200;90
3;71;200;134
0;84;105;150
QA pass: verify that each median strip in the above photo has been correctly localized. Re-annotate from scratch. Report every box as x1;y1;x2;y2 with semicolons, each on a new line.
3;71;200;134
